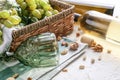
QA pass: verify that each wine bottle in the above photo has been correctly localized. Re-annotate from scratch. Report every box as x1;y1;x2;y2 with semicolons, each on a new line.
80;10;120;45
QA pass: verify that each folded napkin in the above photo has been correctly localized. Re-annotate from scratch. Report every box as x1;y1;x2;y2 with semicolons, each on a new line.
0;25;13;57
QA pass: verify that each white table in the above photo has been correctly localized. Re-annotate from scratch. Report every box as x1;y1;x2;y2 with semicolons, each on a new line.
53;22;120;80
16;22;120;80
3;22;120;80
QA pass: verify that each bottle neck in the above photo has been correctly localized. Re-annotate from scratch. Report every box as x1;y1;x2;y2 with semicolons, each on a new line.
80;14;109;36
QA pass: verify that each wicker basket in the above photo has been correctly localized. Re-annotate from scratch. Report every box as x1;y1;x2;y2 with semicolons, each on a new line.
10;0;75;52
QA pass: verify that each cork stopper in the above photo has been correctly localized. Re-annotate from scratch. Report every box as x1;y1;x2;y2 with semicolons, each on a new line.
81;36;94;46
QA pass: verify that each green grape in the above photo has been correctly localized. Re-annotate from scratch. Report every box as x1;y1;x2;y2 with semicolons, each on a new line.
43;4;53;11
35;0;40;7
45;11;52;17
20;2;27;10
15;15;22;22
52;9;59;15
16;0;24;4
0;14;2;18
8;15;21;25
39;0;52;11
31;17;38;23
39;0;48;6
35;0;42;8
3;20;14;28
0;19;5;24
0;39;3;45
25;0;36;6
0;31;3;45
22;9;29;16
38;9;44;15
29;4;37;11
0;10;10;19
10;8;18;15
44;0;49;3
32;9;41;19
35;0;40;3
0;30;2;37
37;4;42;9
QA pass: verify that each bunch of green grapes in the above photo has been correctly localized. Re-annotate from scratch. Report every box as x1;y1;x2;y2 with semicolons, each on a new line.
16;0;59;24
34;0;59;17
0;8;21;28
0;30;3;45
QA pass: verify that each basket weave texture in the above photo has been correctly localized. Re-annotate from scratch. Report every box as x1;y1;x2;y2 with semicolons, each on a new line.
10;0;75;51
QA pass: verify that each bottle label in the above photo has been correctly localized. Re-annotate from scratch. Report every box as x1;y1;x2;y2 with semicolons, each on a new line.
106;20;120;45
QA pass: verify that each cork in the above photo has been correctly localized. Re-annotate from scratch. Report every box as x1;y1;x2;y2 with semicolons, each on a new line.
81;36;94;46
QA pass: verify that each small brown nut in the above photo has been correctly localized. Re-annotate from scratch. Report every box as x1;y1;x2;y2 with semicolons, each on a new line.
101;48;103;52
74;42;79;48
92;46;97;51
70;42;79;51
90;41;96;47
65;42;68;47
57;36;62;41
61;49;68;55
91;59;95;64
95;49;98;52
83;56;86;61
70;44;74;50
61;41;68;47
97;44;103;52
6;77;15;80
62;68;68;72
98;55;102;61
98;57;101;61
27;77;32;80
98;48;103;52
79;65;85;70
12;73;19;78
92;44;103;52
96;44;102;48
76;32;80;37
61;41;66;46
107;49;111;54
